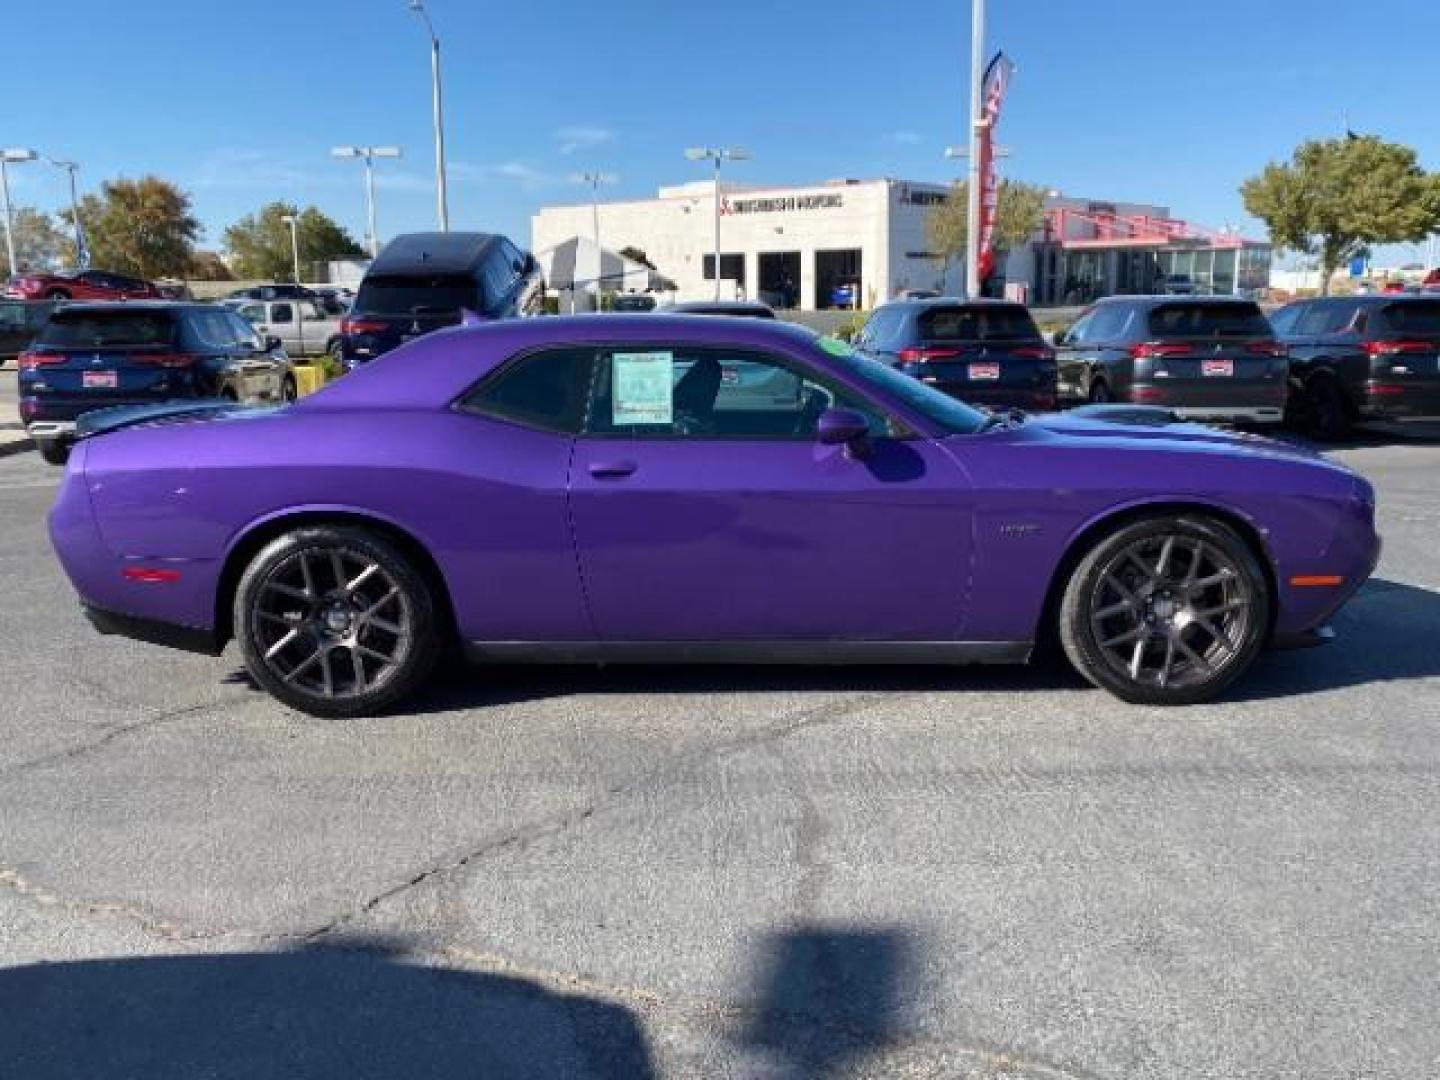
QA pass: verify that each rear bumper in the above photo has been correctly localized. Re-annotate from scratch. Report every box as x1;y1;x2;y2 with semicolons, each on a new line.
26;420;77;440
81;603;223;656
1170;405;1285;424
1358;381;1440;421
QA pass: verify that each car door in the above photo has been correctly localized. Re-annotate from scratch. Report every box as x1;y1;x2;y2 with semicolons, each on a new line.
568;340;975;642
266;302;299;355
1054;307;1095;402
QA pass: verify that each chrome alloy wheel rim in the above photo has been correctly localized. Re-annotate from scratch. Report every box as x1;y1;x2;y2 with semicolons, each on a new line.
251;547;411;699
1088;533;1253;690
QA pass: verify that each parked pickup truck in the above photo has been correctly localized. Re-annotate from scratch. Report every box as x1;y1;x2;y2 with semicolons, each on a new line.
232;298;343;359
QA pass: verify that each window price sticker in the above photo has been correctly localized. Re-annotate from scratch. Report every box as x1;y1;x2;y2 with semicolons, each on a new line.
612;352;675;426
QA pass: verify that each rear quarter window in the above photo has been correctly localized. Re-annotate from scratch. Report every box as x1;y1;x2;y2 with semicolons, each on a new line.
36;311;176;348
1380;301;1440;335
1147;302;1270;338
459;348;592;434
919;305;1039;341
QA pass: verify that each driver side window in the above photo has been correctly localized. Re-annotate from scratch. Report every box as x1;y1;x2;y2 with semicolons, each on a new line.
584;346;892;440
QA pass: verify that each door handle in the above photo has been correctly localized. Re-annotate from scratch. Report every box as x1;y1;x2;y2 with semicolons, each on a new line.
588;461;637;479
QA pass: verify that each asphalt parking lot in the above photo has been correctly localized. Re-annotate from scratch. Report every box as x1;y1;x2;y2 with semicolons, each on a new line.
1;376;1438;1077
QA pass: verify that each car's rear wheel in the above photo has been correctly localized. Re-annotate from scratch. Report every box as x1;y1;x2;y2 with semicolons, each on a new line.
234;526;441;717
35;438;69;466
44;288;70;300
1293;376;1351;441
1059;515;1269;705
1088;378;1111;404
281;375;298;403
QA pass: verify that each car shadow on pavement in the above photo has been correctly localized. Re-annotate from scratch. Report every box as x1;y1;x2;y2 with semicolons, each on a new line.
740;927;917;1078
1230;578;1440;702
1268;421;1440;452
0;939;656;1080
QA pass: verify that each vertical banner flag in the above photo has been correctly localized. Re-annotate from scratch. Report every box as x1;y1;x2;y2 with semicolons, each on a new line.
976;51;1015;283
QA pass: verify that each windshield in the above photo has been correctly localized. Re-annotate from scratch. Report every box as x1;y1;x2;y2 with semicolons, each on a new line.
817;337;988;435
355;273;479;316
36;311;176;349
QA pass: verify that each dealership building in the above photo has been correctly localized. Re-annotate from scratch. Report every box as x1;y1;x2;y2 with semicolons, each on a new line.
531;178;1273;310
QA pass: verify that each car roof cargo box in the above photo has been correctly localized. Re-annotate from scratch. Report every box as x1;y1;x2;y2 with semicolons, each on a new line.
369;232;498;276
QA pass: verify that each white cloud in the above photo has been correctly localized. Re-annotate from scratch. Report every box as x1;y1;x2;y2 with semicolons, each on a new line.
556;126;615;155
372;171;437;193
453;160;559;190
189;148;320;190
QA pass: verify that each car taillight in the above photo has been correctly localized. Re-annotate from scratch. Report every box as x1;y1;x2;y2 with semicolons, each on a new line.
1364;340;1435;356
1244;340;1288;357
897;347;963;363
341;318;387;335
1011;345;1055;360
1130;342;1193;358
133;353;199;368
18;351;64;370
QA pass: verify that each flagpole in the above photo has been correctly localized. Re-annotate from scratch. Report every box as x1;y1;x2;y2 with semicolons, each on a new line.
965;0;986;299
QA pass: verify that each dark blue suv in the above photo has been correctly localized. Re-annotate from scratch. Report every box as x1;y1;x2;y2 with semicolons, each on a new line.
340;232;544;369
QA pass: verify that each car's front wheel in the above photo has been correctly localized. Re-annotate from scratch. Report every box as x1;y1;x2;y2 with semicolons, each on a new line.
234;526;441;717
1059;515;1269;705
35;438;69;466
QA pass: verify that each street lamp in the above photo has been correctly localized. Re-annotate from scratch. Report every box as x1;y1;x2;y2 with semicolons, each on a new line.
332;145;403;257
963;0;986;299
43;156;85;267
0;148;38;278
573;171;615;309
280;214;304;356
684;146;750;300
407;0;449;232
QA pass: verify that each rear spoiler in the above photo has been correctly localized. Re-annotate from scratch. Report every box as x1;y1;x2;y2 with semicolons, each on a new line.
74;400;237;441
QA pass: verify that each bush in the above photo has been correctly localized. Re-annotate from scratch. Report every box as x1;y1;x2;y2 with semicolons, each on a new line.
833;312;868;341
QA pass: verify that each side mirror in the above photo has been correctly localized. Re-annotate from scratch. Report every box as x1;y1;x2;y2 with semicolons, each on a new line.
816;407;872;457
264;335;282;351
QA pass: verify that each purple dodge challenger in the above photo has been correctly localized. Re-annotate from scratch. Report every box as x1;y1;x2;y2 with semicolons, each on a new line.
49;315;1379;717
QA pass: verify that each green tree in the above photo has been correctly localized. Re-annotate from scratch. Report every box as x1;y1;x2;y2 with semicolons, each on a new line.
187;250;234;281
0;207;68;277
927;178;1049;266
223;202;364;281
62;176;201;279
1242;136;1440;295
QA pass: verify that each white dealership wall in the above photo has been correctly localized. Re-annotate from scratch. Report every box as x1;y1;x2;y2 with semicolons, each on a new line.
532;178;962;309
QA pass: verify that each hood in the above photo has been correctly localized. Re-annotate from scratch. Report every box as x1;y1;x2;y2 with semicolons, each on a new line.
1021;405;1332;465
75;401;281;441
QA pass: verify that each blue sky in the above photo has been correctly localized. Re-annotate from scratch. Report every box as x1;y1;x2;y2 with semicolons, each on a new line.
7;0;1439;263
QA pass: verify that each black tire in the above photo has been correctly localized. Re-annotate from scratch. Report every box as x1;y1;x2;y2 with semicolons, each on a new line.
1088;378;1111;404
281;375;298;403
44;288;70;301
219;386;240;403
1293;376;1351;441
1059;515;1270;706
234;526;442;717
36;438;69;466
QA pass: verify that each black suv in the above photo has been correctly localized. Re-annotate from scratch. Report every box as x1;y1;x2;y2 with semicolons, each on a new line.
340;232;544;369
855;298;1056;411
1270;294;1440;438
1055;296;1288;425
18;302;293;464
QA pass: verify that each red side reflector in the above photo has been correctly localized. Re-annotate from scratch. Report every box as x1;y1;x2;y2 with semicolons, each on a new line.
1290;575;1343;587
122;566;182;584
1364;340;1434;356
18;352;65;370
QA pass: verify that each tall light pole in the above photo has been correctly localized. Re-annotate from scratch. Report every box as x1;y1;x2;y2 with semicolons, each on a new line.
407;0;449;232
964;0;987;299
684;146;750;300
0;148;38;278
574;171;615;306
332;145;403;257
44;156;84;267
281;214;304;355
